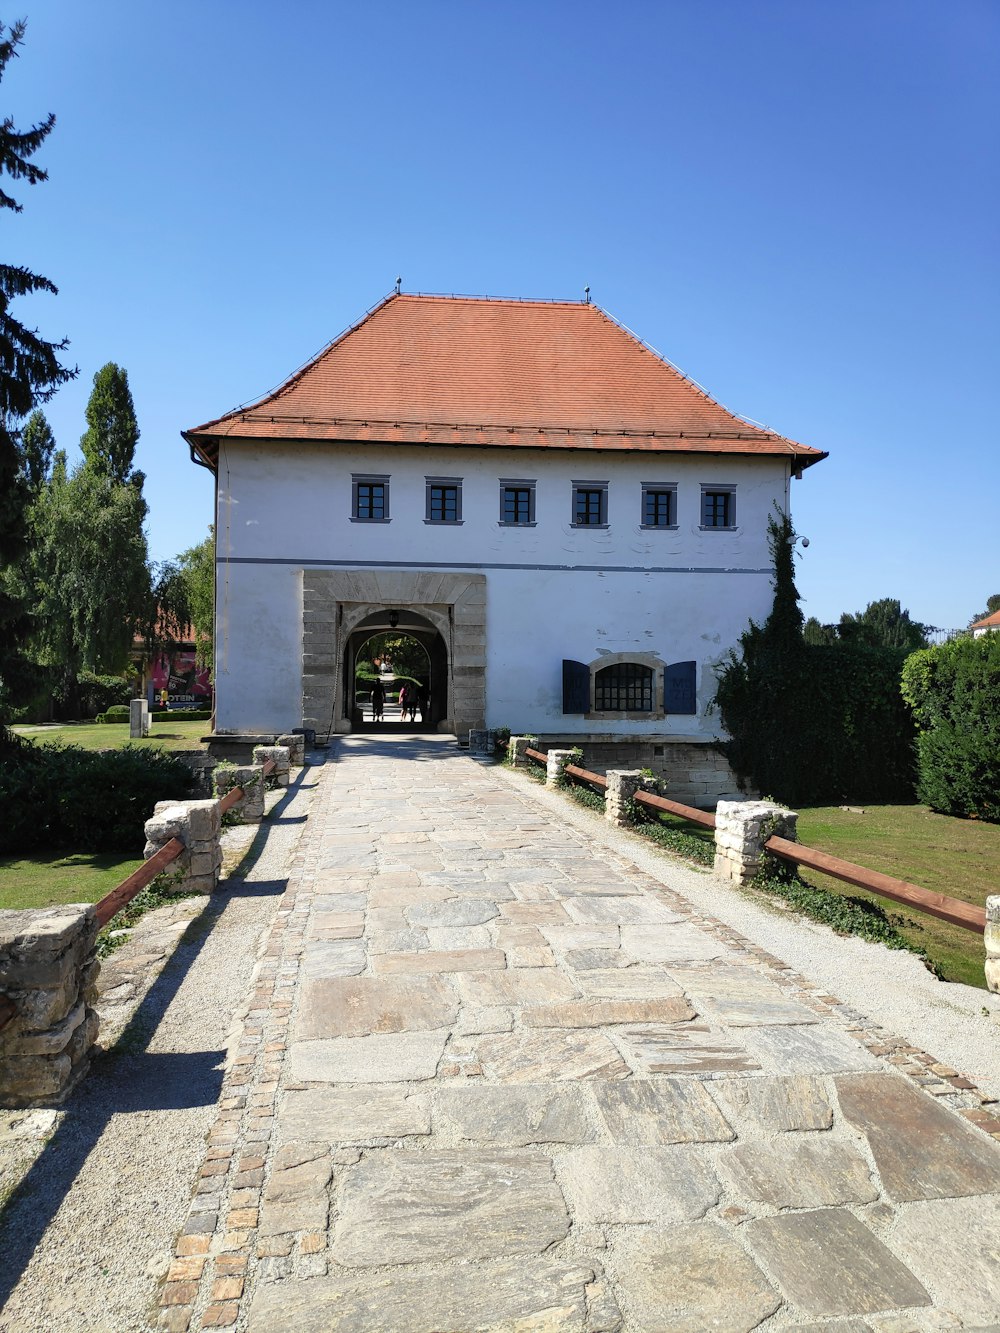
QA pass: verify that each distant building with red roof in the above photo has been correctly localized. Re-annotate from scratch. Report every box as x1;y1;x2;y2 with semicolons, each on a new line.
184;291;825;800
971;609;1000;636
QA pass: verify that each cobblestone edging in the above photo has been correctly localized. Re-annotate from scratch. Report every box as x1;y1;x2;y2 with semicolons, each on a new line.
155;752;1000;1332
155;804;317;1331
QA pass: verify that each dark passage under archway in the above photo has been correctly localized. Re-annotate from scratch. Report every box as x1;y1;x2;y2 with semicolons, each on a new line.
344;610;447;734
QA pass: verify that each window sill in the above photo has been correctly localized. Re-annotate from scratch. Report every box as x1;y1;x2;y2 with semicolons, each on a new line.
587;709;665;721
350;516;391;524
498;520;537;528
639;524;679;532
423;519;464;525
571;523;610;530
698;525;740;533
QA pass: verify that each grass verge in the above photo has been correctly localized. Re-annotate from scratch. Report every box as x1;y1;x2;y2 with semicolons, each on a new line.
795;804;996;989
11;719;209;752
0;852;143;911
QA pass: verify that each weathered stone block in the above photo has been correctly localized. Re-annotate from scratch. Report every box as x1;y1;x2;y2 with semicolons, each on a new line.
277;732;305;765
213;764;264;823
254;744;290;786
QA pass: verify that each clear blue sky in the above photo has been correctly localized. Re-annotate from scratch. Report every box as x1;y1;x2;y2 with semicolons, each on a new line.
8;1;998;629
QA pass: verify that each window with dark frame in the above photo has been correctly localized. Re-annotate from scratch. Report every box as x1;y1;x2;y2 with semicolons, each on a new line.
701;488;735;528
352;476;389;521
642;487;676;528
594;661;654;712
573;483;607;527
424;476;462;524
501;477;541;522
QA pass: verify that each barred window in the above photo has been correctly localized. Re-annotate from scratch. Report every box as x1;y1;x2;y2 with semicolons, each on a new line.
594;661;653;711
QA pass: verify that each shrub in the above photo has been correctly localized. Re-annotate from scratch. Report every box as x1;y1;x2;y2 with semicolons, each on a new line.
77;673;132;717
0;732;193;854
713;513;916;805
901;634;1000;821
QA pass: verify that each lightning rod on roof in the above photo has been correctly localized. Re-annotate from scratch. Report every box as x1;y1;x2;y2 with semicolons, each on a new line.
584;285;591;303
395;276;402;294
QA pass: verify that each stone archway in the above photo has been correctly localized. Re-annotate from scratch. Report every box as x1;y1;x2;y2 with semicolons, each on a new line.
347;611;445;730
301;569;486;738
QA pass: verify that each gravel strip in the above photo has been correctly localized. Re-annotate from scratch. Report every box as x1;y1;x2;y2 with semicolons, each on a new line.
0;762;321;1333
490;759;1000;1102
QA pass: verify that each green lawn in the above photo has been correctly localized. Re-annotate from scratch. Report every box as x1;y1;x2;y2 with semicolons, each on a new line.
12;718;209;752
794;804;996;989
0;851;144;911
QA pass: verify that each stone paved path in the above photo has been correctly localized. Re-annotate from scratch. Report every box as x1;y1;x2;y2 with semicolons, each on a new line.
157;736;1000;1332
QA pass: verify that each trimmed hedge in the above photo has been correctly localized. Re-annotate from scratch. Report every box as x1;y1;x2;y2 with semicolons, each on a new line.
0;729;193;854
95;707;212;723
901;634;1000;822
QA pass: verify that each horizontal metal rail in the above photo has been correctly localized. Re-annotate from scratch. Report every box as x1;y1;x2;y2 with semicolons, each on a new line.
521;745;984;937
564;763;608;790
0;758;280;1033
764;834;987;934
634;787;717;830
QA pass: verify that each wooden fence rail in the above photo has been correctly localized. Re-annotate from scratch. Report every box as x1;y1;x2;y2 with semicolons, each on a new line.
522;744;985;937
0;758;277;1034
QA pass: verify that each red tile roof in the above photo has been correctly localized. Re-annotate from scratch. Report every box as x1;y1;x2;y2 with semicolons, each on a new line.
184;293;826;470
971;609;1000;630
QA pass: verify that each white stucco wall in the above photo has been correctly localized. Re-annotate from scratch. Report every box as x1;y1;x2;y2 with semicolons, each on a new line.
211;439;792;734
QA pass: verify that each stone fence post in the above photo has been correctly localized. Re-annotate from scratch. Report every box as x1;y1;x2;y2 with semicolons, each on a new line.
253;744;291;788
468;729;494;756
986;896;1000;994
508;736;531;769
212;764;265;825
130;697;149;738
605;770;644;828
144;798;223;894
278;732;305;766
0;904;101;1107
714;800;798;886
546;749;577;788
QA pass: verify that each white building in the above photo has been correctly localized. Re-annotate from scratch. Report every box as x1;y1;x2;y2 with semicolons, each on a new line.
184;293;825;802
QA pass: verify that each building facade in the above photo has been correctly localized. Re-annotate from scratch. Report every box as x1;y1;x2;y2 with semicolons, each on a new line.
184;294;825;802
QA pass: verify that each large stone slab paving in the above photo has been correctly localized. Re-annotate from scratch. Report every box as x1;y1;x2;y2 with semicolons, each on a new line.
521;996;695;1027
248;1257;596;1331
540;925;621;953
312;911;366;939
739;1024;882;1074
719;1138;879;1208
695;994;820;1026
278;1086;432;1143
370;947;507;974
287;1031;448;1083
433;1084;597;1145
560;1145;721;1223
890;1195;1000;1325
575;967;684;999
709;1075;834;1132
616;1024;761;1075
745;1208;931;1317
562;896;683;924
472;1029;631;1082
619;923;734;962
301;939;367;978
499;901;572;924
609;1222;781;1332
295;975;458;1040
331;1149;570;1265
835;1073;1000;1201
594;1078;735;1143
666;960;793;999
454;967;579;1006
564;947;635;970
405;899;499;927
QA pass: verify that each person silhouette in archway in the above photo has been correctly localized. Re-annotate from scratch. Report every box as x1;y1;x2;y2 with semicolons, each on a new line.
371;677;385;722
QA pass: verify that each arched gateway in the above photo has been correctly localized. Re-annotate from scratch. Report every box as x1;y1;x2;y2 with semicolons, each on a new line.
301;569;486;738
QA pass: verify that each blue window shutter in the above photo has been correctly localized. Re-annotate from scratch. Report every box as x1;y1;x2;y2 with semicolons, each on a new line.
664;660;697;714
562;660;590;714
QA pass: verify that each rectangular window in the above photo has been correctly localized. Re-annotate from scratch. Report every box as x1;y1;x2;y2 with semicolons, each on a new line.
572;481;608;527
642;485;677;528
352;474;390;522
425;477;462;524
499;479;536;526
701;487;736;529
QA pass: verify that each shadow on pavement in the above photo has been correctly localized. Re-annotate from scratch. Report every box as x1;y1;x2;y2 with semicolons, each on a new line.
0;762;316;1312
